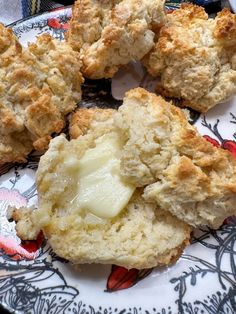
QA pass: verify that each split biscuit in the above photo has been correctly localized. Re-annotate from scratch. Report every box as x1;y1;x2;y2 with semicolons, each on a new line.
12;188;191;269
13;106;191;269
115;88;236;229
13;87;236;269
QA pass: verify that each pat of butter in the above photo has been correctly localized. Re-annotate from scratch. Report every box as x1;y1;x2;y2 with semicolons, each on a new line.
75;133;135;219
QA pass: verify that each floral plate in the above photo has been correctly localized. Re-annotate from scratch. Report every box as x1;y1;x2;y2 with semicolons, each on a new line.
1;6;236;314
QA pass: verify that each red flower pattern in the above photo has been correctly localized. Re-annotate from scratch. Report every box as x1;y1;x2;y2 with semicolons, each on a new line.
203;135;236;158
0;188;43;260
106;265;152;292
47;18;69;30
204;134;236;226
106;131;236;292
0;233;43;261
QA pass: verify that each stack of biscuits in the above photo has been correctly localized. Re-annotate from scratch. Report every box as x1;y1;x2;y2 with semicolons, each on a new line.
3;1;236;270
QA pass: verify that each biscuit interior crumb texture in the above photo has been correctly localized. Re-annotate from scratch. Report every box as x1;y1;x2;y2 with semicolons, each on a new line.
67;90;236;230
115;88;236;229
0;24;83;164
13;183;190;269
13;102;191;269
66;0;166;79
13;88;236;268
143;4;236;112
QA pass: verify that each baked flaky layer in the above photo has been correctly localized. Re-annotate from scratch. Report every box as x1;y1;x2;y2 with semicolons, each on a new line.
13;188;190;269
143;4;236;112
12;87;236;268
69;107;115;139
0;26;83;165
115;88;236;228
12;103;191;269
66;0;166;79
0;24;21;62
69;88;236;229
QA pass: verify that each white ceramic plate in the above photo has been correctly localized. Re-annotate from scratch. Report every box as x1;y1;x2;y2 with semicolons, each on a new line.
1;6;236;314
229;0;236;12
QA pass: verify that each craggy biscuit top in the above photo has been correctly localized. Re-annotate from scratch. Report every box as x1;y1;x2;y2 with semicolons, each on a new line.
114;88;236;228
214;8;236;46
143;4;236;112
66;0;166;79
69;107;115;139
0;29;83;165
0;24;22;63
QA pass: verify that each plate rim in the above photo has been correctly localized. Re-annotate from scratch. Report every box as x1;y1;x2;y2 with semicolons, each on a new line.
6;5;71;28
1;3;236;314
228;0;236;12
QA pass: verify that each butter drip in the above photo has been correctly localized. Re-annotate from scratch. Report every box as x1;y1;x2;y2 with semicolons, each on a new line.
72;133;135;219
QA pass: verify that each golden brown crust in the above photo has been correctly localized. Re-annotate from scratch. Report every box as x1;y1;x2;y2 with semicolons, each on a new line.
12;206;40;240
0;24;22;64
115;88;236;229
66;0;166;79
143;4;236;113
0;130;33;164
65;0;107;51
162;235;190;266
69;108;115;139
0;28;83;165
214;8;236;46
171;3;207;19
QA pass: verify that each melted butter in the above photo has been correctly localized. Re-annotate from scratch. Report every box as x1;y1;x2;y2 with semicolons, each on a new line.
73;133;135;219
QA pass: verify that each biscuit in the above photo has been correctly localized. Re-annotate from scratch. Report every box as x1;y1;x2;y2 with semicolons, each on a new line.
68;89;236;229
66;0;166;79
13;87;236;268
143;4;236;112
0;28;83;165
115;88;236;229
13;188;191;269
13;106;191;269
